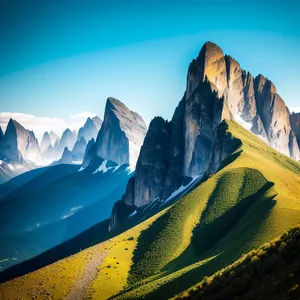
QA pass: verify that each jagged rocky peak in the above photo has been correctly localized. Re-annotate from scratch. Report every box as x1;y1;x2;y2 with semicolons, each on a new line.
60;146;73;164
254;74;299;159
59;128;77;154
41;131;52;153
92;116;102;129
96;97;147;166
290;112;300;147
187;41;299;160
77;116;102;143
0;118;41;164
187;41;227;99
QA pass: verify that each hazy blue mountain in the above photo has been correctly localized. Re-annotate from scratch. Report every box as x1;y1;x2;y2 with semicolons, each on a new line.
0;159;133;271
77;116;102;143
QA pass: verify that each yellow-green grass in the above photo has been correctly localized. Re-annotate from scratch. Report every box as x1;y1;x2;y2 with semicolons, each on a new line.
87;209;168;299
0;207;169;300
113;121;300;299
0;240;108;300
1;120;300;300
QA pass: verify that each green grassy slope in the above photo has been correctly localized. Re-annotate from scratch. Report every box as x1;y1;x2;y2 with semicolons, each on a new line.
1;120;300;300
175;225;300;300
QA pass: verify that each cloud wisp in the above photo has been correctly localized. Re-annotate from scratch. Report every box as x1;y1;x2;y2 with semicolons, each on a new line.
0;111;97;141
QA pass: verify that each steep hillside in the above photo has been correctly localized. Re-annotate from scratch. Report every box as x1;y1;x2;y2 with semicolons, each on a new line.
1;120;299;299
175;225;300;300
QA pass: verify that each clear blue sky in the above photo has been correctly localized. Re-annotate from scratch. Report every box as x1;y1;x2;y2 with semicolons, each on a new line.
0;0;300;124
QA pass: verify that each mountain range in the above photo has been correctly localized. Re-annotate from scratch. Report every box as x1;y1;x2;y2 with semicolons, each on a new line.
0;41;300;300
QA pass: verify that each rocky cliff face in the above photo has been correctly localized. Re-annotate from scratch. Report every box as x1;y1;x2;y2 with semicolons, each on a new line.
254;75;299;159
0;119;41;164
290;112;300;147
82;138;96;167
77;117;102;143
207;121;242;174
186;41;299;160
109;41;300;230
92;116;102;129
184;79;225;176
95;97;147;166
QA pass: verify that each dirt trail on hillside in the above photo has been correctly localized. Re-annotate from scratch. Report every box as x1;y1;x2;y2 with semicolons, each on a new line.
65;251;108;300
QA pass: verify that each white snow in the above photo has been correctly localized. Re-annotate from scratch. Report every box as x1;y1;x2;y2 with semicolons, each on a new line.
125;165;135;175
129;210;137;217
78;165;86;172
62;206;83;220
112;165;122;172
233;114;252;131
7;164;16;171
163;176;200;205
93;160;113;174
71;205;83;212
0;160;2;165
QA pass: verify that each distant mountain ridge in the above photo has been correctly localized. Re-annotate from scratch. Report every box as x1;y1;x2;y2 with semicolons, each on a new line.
84;97;147;167
0;119;41;164
77;116;102;143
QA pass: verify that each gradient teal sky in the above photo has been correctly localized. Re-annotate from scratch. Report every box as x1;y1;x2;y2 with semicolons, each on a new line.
0;0;300;124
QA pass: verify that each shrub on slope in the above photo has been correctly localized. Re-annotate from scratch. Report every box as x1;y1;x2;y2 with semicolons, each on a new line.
175;225;300;300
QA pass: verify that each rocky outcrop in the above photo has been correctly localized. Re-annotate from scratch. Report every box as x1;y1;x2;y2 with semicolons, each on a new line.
41;132;52;153
95;97;147;166
242;72;257;121
290;112;300;147
132;117;172;207
208;121;242;174
108;41;300;230
187;42;299;160
254;75;299;159
77;117;102;143
184;80;225;176
0;119;41;164
108;200;135;231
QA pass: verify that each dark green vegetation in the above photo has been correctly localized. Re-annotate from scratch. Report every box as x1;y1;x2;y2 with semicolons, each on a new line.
123;167;276;296
176;225;300;300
